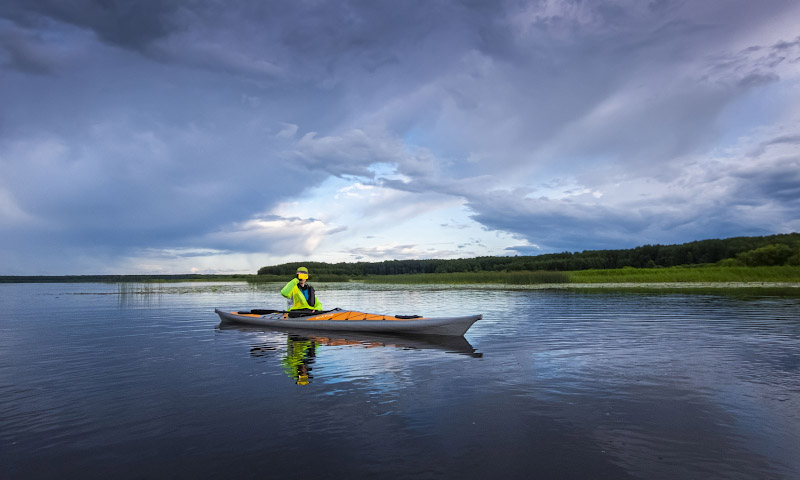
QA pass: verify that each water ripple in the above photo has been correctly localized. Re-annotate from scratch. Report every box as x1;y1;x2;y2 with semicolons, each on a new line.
1;283;798;479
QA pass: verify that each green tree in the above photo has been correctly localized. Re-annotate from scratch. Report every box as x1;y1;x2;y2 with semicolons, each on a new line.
735;244;794;266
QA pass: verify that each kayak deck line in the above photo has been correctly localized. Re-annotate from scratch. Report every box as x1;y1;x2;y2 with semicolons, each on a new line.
215;308;481;336
226;311;424;321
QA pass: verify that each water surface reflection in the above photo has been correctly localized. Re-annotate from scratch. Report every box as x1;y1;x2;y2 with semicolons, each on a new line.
1;283;799;480
218;323;482;385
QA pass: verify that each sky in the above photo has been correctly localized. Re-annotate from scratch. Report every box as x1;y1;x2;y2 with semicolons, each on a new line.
1;0;799;275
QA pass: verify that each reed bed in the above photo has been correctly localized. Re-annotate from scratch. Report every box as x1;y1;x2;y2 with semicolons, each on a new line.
348;266;800;285
104;265;800;287
568;265;800;283
116;282;165;295
362;271;569;284
247;274;353;283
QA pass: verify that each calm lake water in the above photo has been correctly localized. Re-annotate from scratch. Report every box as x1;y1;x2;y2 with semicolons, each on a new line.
1;282;798;479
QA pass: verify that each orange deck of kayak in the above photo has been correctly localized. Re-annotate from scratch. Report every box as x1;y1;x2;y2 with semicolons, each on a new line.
305;311;423;321
229;311;423;321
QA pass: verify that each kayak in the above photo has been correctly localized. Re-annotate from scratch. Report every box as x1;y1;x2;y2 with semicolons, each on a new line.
215;308;481;336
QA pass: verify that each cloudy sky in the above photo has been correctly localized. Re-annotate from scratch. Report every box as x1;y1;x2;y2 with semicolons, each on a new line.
1;0;799;275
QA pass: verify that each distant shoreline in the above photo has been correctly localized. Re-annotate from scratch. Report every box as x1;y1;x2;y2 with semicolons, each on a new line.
2;265;799;285
0;274;255;283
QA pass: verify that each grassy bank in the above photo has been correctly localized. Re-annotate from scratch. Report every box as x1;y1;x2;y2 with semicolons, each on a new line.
4;265;799;286
247;274;353;283
361;271;570;284
357;265;800;285
568;265;800;283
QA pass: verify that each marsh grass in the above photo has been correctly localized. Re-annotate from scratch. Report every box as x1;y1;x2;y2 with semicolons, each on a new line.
568;265;800;283
362;271;570;284
116;282;165;295
247;275;283;283
247;274;353;283
80;265;800;288
565;285;800;297
355;266;800;285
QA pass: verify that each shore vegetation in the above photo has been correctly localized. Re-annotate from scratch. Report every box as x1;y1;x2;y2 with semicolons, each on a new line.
3;233;798;287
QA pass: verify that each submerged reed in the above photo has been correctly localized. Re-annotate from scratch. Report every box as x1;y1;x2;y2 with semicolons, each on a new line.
116;282;165;295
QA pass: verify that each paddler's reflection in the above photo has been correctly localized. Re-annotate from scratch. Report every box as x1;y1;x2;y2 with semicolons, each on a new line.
281;335;317;386
235;325;482;386
249;345;277;357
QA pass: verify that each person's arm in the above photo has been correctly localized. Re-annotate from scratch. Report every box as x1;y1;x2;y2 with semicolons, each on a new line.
280;278;299;298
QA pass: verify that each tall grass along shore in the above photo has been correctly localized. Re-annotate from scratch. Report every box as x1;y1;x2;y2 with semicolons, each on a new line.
356;265;800;285
4;233;798;288
567;265;800;284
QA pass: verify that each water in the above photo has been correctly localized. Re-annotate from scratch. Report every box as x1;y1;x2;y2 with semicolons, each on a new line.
1;282;798;479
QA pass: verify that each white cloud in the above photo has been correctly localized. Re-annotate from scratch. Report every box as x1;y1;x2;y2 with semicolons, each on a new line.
335;182;377;199
206;214;339;255
276;122;299;139
0;187;38;226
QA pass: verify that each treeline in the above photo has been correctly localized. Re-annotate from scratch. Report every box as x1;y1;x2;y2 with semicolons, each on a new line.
258;233;800;276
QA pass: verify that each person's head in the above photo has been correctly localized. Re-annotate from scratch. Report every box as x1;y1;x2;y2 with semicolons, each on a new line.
296;266;309;281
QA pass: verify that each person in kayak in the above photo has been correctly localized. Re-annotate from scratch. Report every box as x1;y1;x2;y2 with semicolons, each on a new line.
280;266;323;312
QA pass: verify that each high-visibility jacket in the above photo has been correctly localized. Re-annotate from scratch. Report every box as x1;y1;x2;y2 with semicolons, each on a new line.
280;278;323;311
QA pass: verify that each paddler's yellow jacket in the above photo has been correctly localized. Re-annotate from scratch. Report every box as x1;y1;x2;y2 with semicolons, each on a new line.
280;278;323;311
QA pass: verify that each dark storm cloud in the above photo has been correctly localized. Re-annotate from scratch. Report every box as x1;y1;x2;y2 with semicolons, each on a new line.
1;0;799;273
466;141;800;252
1;0;178;50
505;245;542;256
732;151;800;206
1;0;498;79
470;194;771;253
284;129;405;179
0;19;59;74
703;36;800;88
468;194;651;252
749;134;800;158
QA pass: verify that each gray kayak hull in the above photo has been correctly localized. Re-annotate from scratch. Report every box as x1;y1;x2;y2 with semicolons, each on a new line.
215;309;481;336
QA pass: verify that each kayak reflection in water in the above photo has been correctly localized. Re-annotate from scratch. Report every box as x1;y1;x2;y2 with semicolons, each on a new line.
281;335;317;386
